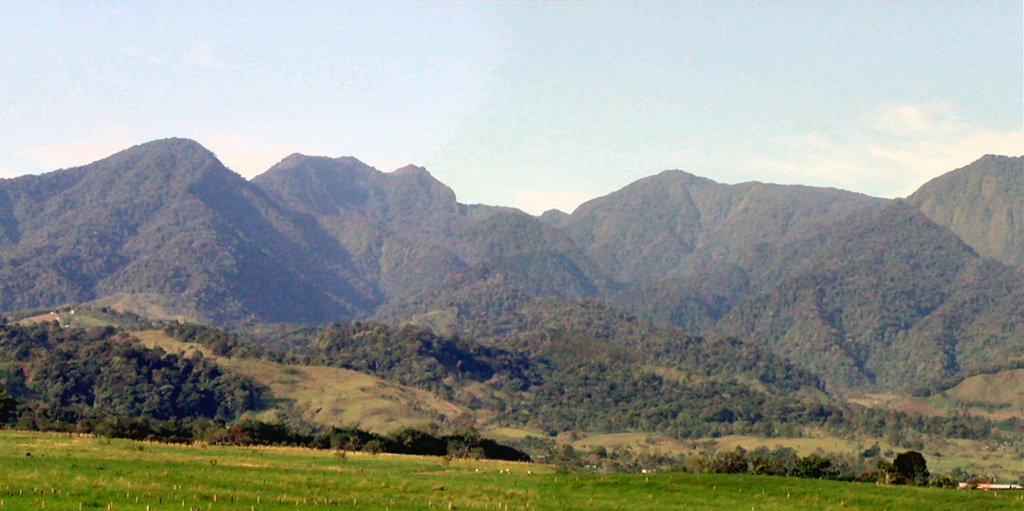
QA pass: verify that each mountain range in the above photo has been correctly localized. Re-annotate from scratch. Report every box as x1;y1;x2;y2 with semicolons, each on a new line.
0;139;1019;395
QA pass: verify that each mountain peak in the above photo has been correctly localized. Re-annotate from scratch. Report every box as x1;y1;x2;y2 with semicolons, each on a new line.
908;154;1022;267
134;137;208;151
653;169;717;185
274;153;368;168
109;138;219;164
65;137;234;189
391;164;431;178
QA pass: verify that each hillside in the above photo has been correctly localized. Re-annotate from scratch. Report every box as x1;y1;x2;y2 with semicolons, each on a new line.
717;201;1023;391
0;139;374;323
0;321;264;422
133;330;467;433
251;154;512;303
562;170;886;286
851;369;1024;423
275;313;834;439
907;155;1023;268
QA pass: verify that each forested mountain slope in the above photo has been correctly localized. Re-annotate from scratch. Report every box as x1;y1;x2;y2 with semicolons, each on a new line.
717;201;1023;391
0;139;376;323
251;155;470;303
551;171;888;333
251;155;584;304
907;155;1022;268
561;170;886;285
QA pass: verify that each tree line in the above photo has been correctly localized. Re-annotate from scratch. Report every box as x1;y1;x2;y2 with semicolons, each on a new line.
172;319;1014;443
545;442;956;487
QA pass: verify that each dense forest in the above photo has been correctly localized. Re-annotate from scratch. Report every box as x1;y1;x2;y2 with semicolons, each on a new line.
0;321;264;423
168;317;1013;445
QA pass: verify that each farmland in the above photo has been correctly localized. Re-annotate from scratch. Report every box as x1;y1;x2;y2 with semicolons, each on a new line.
1;431;1020;511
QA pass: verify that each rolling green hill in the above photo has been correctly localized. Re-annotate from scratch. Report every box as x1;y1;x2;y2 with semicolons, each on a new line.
133;329;468;433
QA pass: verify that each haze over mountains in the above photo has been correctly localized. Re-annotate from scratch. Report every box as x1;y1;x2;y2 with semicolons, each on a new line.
0;139;1019;395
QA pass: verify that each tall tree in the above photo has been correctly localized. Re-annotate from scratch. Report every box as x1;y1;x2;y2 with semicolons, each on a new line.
893;451;930;485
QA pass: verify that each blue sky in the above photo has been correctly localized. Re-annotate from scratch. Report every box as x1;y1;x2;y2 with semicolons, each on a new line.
1;1;1020;214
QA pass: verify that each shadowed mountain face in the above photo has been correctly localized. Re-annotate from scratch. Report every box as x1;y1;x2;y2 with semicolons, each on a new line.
716;201;1022;391
562;170;887;285
907;155;1023;268
251;154;516;302
0;138;1018;395
0;139;373;323
553;171;889;335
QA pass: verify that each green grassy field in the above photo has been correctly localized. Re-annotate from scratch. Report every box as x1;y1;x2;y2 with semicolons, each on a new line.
1;431;1020;511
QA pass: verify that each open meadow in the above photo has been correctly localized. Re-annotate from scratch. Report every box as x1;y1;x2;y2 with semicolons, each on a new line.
1;431;1020;511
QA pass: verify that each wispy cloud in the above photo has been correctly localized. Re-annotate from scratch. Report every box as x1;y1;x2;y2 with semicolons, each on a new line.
753;102;1022;197
865;103;1022;195
19;140;134;170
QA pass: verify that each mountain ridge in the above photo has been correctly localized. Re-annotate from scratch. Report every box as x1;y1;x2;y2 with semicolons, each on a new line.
0;138;1019;397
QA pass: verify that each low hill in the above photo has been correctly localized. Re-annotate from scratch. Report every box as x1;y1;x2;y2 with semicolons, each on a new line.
134;330;466;433
0;321;264;422
307;297;843;439
943;369;1024;409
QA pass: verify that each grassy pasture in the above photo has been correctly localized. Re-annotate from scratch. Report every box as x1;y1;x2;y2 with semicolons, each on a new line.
1;431;1020;511
943;370;1024;415
848;369;1024;421
16;309;117;329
